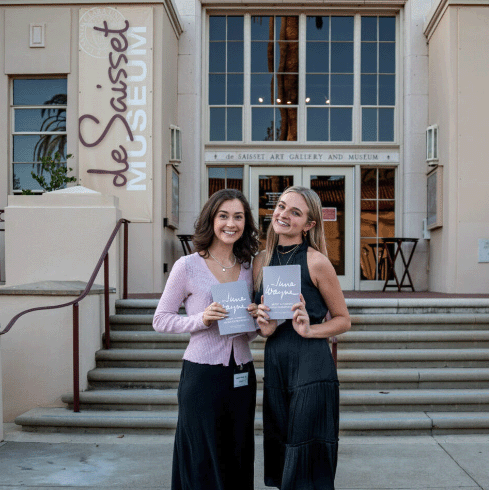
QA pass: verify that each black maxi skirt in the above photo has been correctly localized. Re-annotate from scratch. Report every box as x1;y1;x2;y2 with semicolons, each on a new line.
171;356;257;490
263;320;339;490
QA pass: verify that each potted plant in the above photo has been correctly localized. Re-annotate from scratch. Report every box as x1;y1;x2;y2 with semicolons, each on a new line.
21;152;77;194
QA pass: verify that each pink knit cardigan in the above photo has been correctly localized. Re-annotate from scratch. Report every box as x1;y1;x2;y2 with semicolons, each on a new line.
153;252;257;366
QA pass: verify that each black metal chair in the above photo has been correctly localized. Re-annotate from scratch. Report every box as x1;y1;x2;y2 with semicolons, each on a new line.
177;234;193;256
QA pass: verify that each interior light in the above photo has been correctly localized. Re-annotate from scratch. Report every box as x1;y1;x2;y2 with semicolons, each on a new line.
286;101;292;105
276;98;281;103
258;97;264;103
305;97;311;103
325;97;330;104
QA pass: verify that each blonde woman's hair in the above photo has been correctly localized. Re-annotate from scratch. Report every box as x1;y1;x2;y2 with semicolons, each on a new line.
254;186;328;291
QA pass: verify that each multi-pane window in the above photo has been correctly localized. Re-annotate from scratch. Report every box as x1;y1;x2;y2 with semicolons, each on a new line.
11;78;68;192
209;16;244;141
361;16;396;142
360;167;396;280
306;16;354;142
251;16;298;141
207;14;397;144
208;167;243;196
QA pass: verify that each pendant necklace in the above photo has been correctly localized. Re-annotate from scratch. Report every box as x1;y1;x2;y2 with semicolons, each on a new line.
277;242;301;266
208;249;237;272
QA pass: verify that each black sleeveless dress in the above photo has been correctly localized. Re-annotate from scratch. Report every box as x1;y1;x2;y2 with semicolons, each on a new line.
255;240;339;490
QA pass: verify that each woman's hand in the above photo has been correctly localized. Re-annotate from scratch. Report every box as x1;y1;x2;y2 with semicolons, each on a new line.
202;302;227;327
256;295;278;337
292;294;311;338
247;303;259;318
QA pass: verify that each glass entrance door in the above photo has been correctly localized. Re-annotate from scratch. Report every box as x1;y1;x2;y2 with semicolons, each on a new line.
303;168;354;290
250;167;354;289
249;167;303;248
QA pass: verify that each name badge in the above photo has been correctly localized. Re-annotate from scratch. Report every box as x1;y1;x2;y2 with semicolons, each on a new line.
234;372;249;388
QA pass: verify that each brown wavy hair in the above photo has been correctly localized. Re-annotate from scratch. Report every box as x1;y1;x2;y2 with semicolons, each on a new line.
192;189;260;266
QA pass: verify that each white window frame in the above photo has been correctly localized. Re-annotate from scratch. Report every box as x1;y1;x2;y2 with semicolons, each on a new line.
426;124;438;164
170;125;182;164
10;76;68;194
204;12;399;146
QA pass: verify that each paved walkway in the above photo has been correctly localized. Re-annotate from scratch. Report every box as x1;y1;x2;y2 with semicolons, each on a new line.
1;424;489;489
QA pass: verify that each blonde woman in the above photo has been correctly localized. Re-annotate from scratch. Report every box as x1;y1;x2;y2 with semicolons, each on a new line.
254;186;350;490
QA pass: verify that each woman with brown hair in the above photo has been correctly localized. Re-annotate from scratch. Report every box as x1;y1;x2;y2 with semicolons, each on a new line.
254;186;351;489
153;189;260;490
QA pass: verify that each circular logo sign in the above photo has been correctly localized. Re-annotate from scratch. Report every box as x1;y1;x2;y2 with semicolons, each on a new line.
79;7;127;59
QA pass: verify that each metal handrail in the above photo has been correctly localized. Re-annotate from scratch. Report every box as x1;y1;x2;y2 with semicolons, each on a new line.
0;218;130;412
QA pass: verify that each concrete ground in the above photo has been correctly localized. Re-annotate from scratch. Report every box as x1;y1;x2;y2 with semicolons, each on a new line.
1;424;489;489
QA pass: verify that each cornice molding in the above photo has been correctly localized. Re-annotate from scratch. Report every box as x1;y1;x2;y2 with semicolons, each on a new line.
0;0;183;37
424;0;489;41
202;0;407;11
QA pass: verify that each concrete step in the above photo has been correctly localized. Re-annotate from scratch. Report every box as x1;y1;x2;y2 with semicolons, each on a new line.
337;330;489;349
15;407;489;435
350;313;489;330
61;388;489;412
95;348;265;368
105;331;266;349
106;331;191;349
345;298;489;315
87;367;489;390
115;298;489;316
109;314;155;331
338;348;489;368
95;347;489;368
105;329;489;350
116;299;160;315
339;388;489;411
108;312;489;333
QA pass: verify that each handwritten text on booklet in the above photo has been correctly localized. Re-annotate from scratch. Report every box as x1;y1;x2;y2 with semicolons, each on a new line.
211;280;257;336
263;265;301;320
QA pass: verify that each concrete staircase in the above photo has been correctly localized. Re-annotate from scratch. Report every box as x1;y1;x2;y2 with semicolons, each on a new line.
15;297;489;435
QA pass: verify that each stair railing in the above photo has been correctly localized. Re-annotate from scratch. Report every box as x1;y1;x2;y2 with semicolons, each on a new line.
0;218;130;412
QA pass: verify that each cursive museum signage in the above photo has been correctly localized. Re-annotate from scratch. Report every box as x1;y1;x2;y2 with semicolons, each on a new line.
205;150;399;164
78;7;153;222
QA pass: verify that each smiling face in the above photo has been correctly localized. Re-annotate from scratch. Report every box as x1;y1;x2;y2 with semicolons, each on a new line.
272;191;316;244
212;199;246;246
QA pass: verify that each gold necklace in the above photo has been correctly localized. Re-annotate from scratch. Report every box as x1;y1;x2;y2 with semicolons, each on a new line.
277;243;301;266
208;250;237;272
277;243;300;255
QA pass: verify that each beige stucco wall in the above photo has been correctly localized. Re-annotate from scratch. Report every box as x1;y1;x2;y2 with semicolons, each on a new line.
5;193;120;288
174;0;202;242
0;2;183;294
426;7;456;291
427;4;489;292
4;7;71;74
0;293;103;422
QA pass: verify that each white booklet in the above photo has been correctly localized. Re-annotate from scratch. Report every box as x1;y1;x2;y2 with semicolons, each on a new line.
263;264;301;320
211;280;257;336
